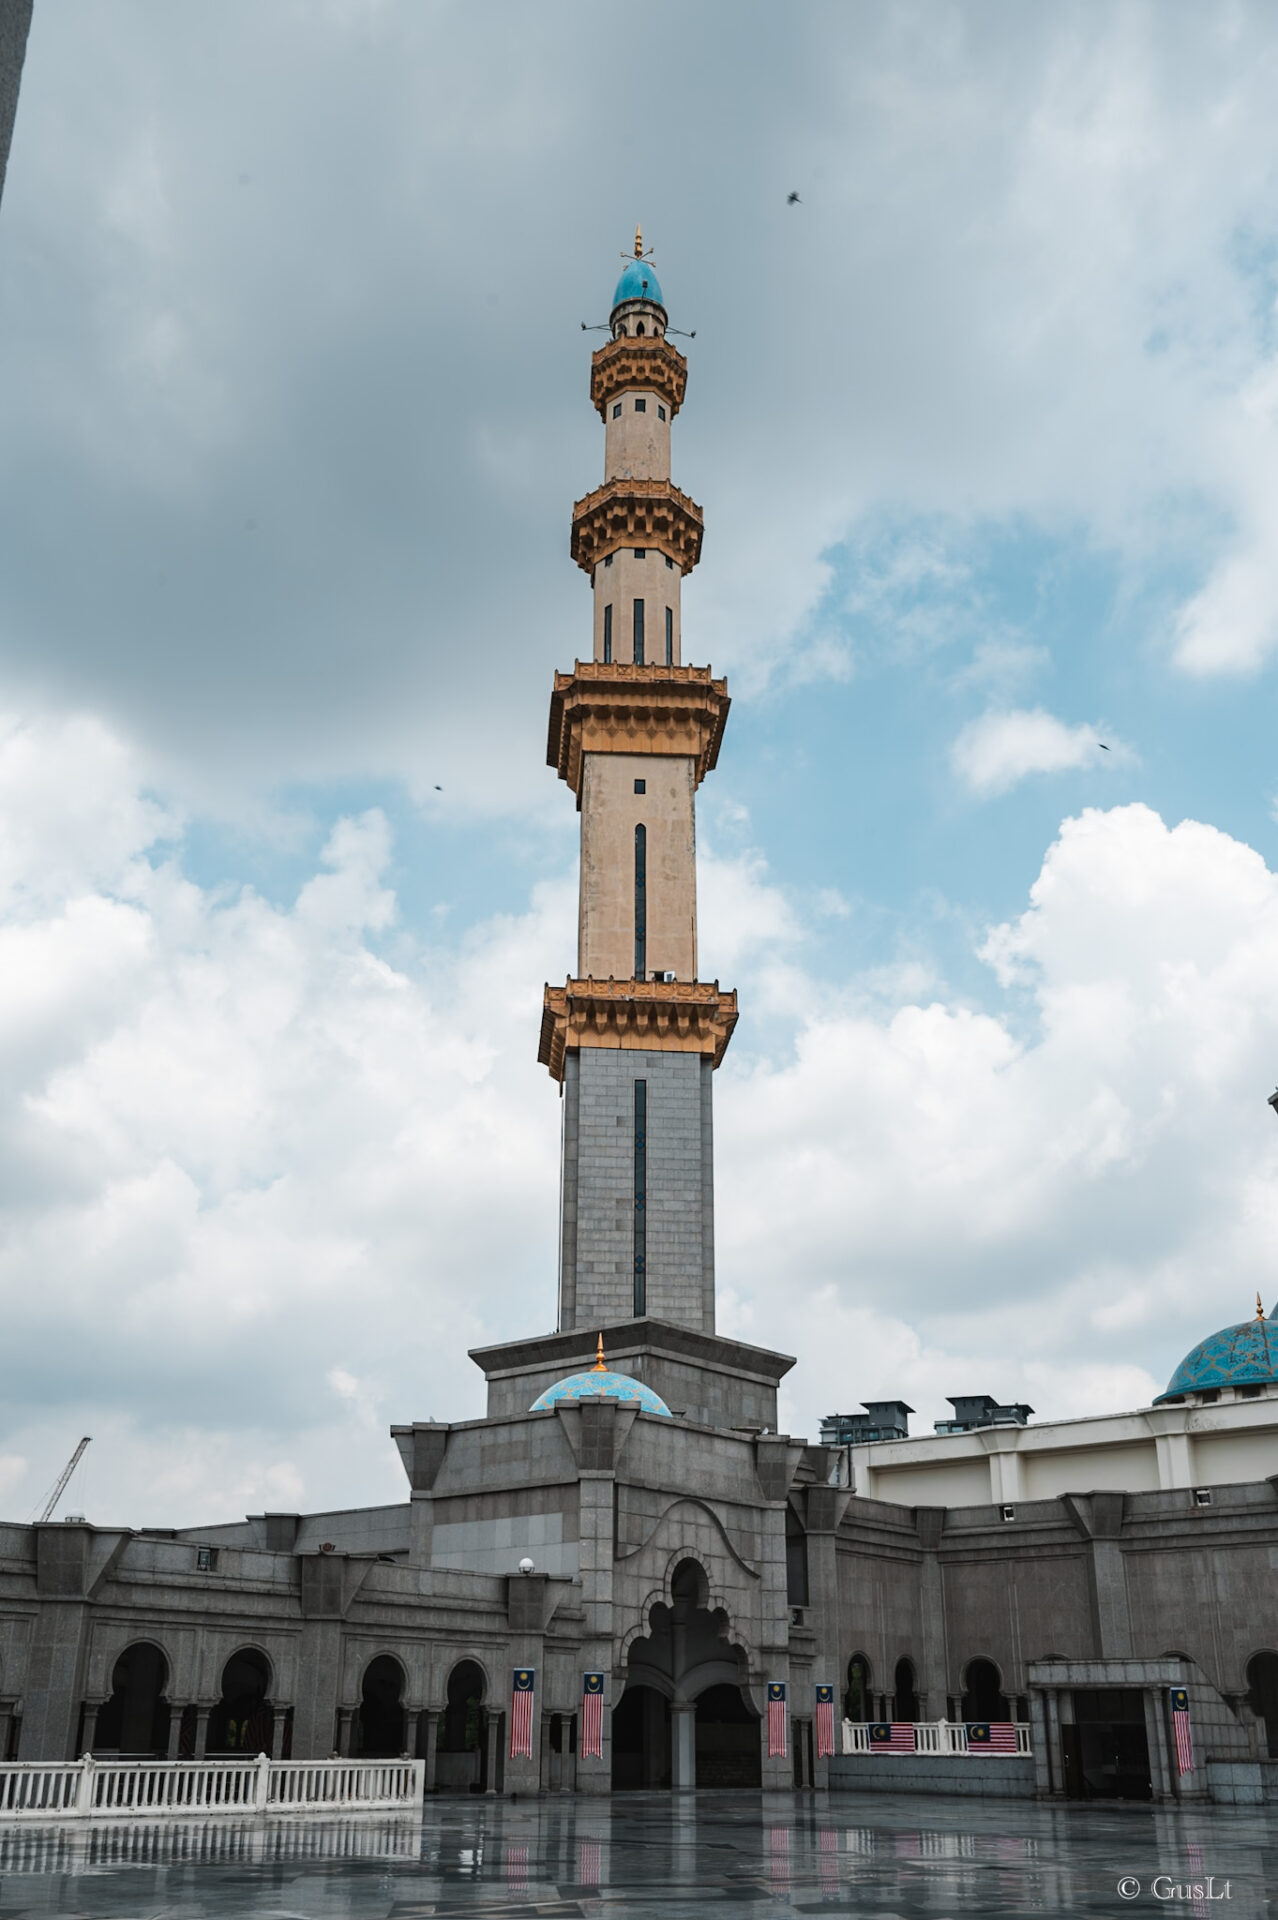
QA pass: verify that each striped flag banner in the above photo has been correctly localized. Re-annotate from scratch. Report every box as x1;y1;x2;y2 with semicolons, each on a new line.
965;1721;1018;1753
577;1838;602;1887
768;1823;790;1893
869;1721;915;1752
509;1668;535;1759
815;1683;836;1758
581;1671;605;1760
767;1681;788;1758
1170;1688;1195;1775
1186;1842;1209;1920
818;1825;839;1893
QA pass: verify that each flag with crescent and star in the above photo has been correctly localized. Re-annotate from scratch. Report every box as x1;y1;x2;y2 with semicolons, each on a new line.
815;1683;836;1758
581;1671;605;1759
767;1681;787;1758
509;1668;535;1759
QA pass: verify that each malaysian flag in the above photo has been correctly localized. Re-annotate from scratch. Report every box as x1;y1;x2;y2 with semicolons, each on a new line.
767;1682;787;1757
1170;1688;1195;1775
965;1721;1018;1753
581;1672;605;1760
577;1838;602;1887
509;1668;535;1759
504;1843;528;1897
868;1721;915;1752
768;1823;790;1893
818;1825;839;1895
815;1683;836;1759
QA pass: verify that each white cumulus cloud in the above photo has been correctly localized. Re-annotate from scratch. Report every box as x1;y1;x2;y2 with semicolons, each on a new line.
950;707;1121;795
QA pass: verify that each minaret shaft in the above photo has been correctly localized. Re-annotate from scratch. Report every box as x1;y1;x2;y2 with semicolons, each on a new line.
541;247;735;1337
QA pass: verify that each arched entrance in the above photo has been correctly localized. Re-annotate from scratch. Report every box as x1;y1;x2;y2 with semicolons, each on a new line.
209;1648;273;1755
844;1652;871;1722
961;1658;1009;1722
1246;1651;1278;1756
893;1657;919;1721
695;1681;761;1787
93;1643;170;1756
437;1659;488;1791
358;1655;406;1757
613;1560;757;1791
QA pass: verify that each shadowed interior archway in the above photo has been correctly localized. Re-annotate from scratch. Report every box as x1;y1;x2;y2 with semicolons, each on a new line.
437;1659;488;1791
209;1648;273;1755
357;1654;406;1757
92;1643;170;1757
1246;1651;1278;1757
613;1559;756;1790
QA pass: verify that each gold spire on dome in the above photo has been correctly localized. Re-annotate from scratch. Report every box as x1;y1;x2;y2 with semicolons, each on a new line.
593;1332;607;1372
1258;1293;1267;1320
634;223;643;258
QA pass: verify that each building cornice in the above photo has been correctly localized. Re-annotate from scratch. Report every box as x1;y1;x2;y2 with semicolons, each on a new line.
539;977;738;1081
590;335;688;419
546;662;729;801
570;478;703;575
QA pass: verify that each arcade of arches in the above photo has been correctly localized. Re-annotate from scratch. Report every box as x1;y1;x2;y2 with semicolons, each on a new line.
612;1561;760;1791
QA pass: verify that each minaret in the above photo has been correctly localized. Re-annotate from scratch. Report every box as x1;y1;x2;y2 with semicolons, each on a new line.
540;234;737;1334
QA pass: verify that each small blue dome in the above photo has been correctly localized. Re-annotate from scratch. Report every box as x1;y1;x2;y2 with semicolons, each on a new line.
532;1366;672;1417
612;257;665;313
1155;1309;1278;1403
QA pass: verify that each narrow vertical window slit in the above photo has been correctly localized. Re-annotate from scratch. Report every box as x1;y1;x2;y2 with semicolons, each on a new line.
633;1078;647;1317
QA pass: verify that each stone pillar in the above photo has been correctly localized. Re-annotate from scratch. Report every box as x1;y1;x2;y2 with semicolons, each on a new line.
165;1706;183;1761
671;1702;696;1791
421;1708;440;1791
268;1706;289;1760
291;1617;345;1760
914;1509;949;1719
0;1706;13;1761
336;1708;356;1757
484;1711;501;1795
193;1704;213;1757
1145;1689;1173;1802
80;1700;105;1757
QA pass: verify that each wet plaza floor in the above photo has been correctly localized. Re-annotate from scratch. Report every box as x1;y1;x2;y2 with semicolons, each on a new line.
0;1791;1272;1920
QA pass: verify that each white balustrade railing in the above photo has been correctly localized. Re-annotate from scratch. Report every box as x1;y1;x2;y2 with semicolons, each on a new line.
840;1720;1032;1757
0;1755;425;1821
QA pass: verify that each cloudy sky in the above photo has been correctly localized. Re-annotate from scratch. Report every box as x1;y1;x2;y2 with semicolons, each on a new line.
4;0;1278;1525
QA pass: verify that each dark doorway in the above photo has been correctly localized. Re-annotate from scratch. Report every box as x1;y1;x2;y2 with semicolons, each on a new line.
358;1655;406;1757
209;1648;273;1756
893;1658;919;1721
438;1660;487;1791
1063;1690;1152;1800
785;1506;809;1606
961;1658;1009;1722
93;1643;170;1756
844;1653;871;1722
1246;1653;1278;1757
611;1684;670;1790
695;1683;761;1788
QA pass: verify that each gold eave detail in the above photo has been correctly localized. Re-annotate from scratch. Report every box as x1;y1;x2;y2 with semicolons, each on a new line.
547;662;730;803
570;479;703;576
539;978;739;1081
590;336;688;419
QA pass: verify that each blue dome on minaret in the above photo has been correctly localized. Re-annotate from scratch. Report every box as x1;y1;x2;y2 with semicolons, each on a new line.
611;227;665;314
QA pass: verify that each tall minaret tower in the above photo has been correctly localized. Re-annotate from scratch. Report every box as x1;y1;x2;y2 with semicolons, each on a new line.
540;232;737;1334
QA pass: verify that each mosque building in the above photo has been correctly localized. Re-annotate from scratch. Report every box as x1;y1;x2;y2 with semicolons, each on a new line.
3;239;1278;1808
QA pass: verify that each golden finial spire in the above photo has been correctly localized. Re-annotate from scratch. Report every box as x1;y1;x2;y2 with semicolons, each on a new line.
593;1332;607;1372
1257;1292;1266;1320
634;222;643;258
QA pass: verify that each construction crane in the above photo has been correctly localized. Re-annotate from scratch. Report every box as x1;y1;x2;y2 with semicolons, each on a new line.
38;1437;91;1523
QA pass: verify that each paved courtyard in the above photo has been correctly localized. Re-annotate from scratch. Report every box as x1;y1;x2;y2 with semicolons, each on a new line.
0;1792;1270;1918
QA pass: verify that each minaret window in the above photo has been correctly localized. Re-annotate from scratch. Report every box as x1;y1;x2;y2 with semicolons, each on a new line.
633;548;646;559
603;604;612;664
634;779;645;794
612;404;621;419
665;607;673;665
634;824;646;977
604;553;613;568
634;398;647;413
633;1078;647;1316
664;555;674;570
657;404;667;421
632;600;645;665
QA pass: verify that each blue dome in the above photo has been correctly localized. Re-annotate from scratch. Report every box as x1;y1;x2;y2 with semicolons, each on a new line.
612;257;665;313
531;1366;672;1417
1155;1309;1278;1403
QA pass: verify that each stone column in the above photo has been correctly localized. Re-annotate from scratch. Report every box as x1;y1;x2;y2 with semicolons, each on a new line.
0;1706;13;1761
268;1706;290;1760
1145;1689;1173;1802
165;1706;183;1761
80;1700;105;1757
421;1708;440;1791
193;1703;213;1757
914;1509;949;1719
336;1707;356;1757
670;1702;696;1791
484;1711;501;1795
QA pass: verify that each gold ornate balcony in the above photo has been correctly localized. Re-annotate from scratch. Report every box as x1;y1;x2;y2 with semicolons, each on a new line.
546;662;730;802
539;977;739;1081
570;478;703;576
590;335;688;419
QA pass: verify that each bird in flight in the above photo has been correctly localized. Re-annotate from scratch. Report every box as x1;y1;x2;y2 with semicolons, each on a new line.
434;784;443;790
1098;743;1110;751
787;191;801;205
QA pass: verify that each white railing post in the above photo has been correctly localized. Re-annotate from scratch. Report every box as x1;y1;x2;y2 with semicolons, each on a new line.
254;1752;271;1811
75;1755;95;1814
